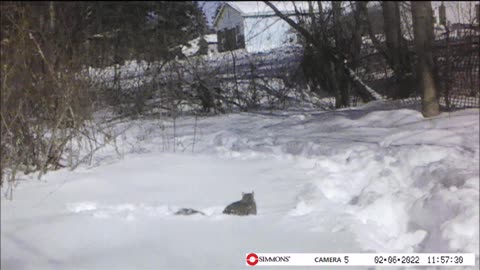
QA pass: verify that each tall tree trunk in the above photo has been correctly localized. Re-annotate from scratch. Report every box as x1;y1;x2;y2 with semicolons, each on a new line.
352;1;366;69
382;1;412;98
49;1;55;33
316;1;323;22
411;1;440;117
332;1;350;108
382;2;402;71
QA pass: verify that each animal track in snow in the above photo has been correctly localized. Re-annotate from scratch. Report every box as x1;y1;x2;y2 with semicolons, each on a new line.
66;202;223;220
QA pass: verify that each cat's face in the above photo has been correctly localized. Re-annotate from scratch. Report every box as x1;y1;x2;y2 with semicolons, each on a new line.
242;192;255;202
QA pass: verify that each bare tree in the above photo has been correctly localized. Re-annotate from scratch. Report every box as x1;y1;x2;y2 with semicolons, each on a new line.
411;1;440;117
264;1;384;108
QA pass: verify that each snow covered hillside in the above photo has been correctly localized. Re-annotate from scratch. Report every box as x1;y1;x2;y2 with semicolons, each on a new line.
1;101;479;269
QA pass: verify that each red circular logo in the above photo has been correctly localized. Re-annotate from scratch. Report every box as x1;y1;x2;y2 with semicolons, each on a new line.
246;253;259;266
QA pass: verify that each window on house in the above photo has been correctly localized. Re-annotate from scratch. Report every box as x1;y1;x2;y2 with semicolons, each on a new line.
217;25;245;52
225;28;236;51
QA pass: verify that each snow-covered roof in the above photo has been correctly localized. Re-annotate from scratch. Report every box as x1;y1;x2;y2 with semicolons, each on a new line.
213;1;316;27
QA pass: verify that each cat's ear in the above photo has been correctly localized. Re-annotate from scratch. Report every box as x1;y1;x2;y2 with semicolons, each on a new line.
252;191;254;195
242;192;245;196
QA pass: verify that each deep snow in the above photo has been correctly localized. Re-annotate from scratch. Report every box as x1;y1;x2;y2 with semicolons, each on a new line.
1;101;479;269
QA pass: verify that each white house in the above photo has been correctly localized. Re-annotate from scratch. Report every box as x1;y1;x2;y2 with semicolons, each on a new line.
213;1;314;53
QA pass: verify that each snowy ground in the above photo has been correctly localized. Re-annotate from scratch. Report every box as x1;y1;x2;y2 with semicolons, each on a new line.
1;101;479;269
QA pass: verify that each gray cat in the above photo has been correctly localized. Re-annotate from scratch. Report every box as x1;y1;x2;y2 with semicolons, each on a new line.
223;192;257;216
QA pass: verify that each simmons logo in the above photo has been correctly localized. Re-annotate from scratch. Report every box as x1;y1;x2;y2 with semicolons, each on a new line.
246;253;259;266
246;253;291;266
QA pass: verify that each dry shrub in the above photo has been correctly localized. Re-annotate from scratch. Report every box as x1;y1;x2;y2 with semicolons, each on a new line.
1;3;96;190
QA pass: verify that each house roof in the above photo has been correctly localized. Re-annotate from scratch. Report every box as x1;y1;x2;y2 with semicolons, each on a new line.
213;1;316;27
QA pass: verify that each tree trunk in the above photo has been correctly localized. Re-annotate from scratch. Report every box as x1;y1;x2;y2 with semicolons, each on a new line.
382;1;412;98
332;1;351;108
352;1;365;68
49;1;55;33
411;1;440;117
382;2;402;71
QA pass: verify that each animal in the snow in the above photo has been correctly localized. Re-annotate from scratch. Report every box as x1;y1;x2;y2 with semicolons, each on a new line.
223;192;257;216
175;192;257;216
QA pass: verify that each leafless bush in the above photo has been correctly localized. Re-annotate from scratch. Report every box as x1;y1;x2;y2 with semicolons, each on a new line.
0;3;109;195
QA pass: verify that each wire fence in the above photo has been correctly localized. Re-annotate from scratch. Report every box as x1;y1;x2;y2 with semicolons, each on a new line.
435;26;480;110
356;26;479;110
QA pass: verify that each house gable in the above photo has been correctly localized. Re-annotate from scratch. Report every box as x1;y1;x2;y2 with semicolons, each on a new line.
214;3;244;31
